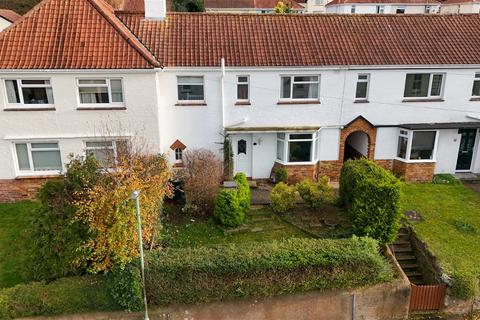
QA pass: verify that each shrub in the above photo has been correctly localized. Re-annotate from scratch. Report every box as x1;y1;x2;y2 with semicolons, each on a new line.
450;271;478;300
27;155;99;281
144;237;393;305
0;276;119;319
181;149;223;215
273;167;288;184
296;176;335;209
433;174;461;185
214;189;245;227
270;182;296;214
106;262;143;312
234;172;251;213
339;159;402;244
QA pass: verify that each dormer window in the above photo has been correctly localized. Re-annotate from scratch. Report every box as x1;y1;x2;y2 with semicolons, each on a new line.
5;79;54;106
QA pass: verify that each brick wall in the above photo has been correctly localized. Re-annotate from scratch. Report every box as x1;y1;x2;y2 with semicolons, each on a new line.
339;116;377;163
273;162;316;184
375;159;394;171
316;160;342;182
0;178;52;202
392;159;435;182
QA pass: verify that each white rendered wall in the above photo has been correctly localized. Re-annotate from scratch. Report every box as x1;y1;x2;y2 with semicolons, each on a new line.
374;127;399;160
0;71;160;179
326;4;438;13
0;17;11;32
435;129;462;174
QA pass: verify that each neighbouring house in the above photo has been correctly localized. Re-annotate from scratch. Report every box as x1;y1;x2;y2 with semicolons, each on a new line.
325;0;440;13
440;0;480;13
204;0;305;13
1;0;480;200
0;9;21;32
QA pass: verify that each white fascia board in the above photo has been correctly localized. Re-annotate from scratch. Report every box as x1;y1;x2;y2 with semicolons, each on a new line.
0;69;158;74
162;65;480;72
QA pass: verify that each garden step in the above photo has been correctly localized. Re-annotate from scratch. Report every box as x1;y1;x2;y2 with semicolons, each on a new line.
406;271;423;277
393;246;413;253
308;223;324;228
393;240;411;245
250;227;264;232
251;216;274;222
395;254;417;261
400;263;419;269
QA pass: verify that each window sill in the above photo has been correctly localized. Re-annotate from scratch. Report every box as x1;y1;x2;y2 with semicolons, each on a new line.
173;163;185;168
275;160;317;166
277;100;320;105
175;102;207;107
235;101;251;106
77;106;127;110
15;173;61;180
401;98;444;103
4;107;56;111
470;97;480;102
354;100;369;104
395;158;436;164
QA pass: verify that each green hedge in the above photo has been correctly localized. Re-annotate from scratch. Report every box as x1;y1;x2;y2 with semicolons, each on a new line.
143;237;393;305
0;276;119;319
340;159;402;244
214;188;245;227
270;182;296;214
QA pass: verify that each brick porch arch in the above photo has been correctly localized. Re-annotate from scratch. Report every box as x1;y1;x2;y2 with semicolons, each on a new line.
339;116;377;163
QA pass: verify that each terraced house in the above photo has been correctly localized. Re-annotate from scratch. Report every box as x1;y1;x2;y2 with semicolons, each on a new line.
1;0;480;201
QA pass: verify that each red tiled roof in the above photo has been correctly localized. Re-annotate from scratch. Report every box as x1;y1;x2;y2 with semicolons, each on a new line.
0;0;159;69
442;0;479;4
117;12;480;67
326;0;440;5
205;0;303;9
0;9;22;23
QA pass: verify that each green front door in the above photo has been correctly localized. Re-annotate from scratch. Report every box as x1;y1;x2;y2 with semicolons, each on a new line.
456;129;477;171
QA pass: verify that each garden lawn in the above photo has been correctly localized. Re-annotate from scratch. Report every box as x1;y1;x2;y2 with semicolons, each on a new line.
401;183;480;294
163;205;311;248
0;201;38;288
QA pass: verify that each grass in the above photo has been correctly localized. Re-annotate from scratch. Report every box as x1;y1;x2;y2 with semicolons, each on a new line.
162;205;311;248
0;201;38;288
401;183;480;297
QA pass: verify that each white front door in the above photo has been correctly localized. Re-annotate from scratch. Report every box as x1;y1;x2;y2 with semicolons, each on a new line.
233;134;252;178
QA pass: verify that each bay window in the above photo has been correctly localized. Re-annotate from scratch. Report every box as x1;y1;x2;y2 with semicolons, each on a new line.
5;79;54;105
396;129;437;161
14;142;62;173
403;73;444;99
78;78;124;104
280;75;319;101
276;133;315;163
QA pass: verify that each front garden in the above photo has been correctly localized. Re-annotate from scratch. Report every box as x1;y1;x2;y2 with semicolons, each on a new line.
402;182;480;299
0;149;402;318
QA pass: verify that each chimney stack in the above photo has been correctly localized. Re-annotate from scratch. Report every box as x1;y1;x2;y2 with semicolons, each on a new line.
145;0;167;21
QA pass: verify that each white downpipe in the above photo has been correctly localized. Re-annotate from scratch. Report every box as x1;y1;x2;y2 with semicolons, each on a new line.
221;58;226;129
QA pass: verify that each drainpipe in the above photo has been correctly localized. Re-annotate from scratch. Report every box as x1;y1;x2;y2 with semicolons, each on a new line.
221;58;226;130
351;294;356;320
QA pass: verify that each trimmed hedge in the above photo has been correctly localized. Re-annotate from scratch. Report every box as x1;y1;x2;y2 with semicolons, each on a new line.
106;262;143;312
296;177;335;209
0;276;119;319
214;188;245;227
340;159;402;244
234;172;251;213
270;182;296;214
143;237;394;305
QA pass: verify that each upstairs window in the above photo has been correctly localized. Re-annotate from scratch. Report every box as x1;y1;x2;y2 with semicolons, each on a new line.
78;79;123;104
355;74;370;101
404;73;444;99
236;76;249;102
396;6;405;13
376;5;385;13
14;142;62;173
350;5;356;13
177;76;204;102
396;129;437;161
472;73;480;97
280;76;319;101
5;79;54;105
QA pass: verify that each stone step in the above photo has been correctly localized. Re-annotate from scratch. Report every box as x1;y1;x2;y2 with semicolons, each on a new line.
393;239;410;245
395;254;417;261
393;246;413;253
406;271;423;277
400;263;419;269
250;216;274;222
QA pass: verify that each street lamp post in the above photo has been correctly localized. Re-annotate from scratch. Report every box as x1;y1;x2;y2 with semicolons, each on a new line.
130;190;149;320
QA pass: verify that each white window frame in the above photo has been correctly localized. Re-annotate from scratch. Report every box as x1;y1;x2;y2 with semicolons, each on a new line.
350;5;356;13
236;75;250;102
76;78;124;106
279;75;320;102
396;6;406;13
403;73;445;100
395;129;439;163
174;148;183;163
471;72;480;98
376;5;385;13
355;73;370;101
84;139;125;167
3;79;54;107
276;132;317;165
177;76;205;103
12;141;63;176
